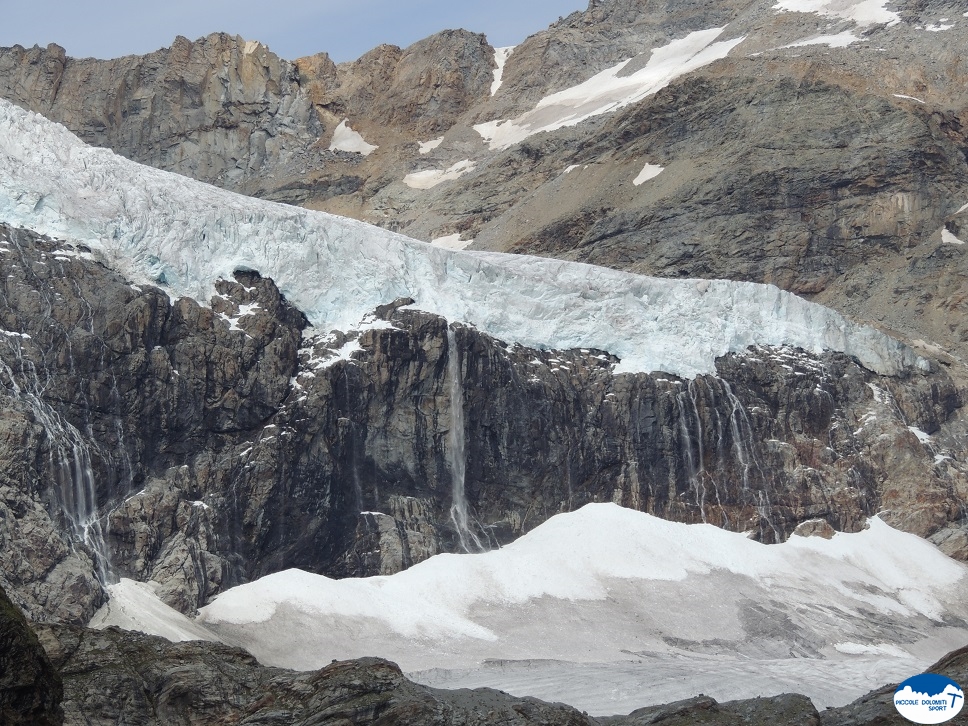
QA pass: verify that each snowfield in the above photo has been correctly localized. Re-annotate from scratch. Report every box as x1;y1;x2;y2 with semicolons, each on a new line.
772;0;901;27
94;504;968;714
0;99;921;378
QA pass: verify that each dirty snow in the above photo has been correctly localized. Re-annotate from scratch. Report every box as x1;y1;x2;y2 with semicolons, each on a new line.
90;505;968;714
328;119;378;156
431;233;473;250
942;229;966;245
783;31;861;48
418;137;444;154
91;579;220;642
773;0;900;27
403;160;475;189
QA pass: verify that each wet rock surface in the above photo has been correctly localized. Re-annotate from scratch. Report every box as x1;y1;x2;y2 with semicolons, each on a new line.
0;221;966;625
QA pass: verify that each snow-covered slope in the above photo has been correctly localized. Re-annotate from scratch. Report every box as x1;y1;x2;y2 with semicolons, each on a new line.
94;504;968;713
475;28;745;150
0;98;919;377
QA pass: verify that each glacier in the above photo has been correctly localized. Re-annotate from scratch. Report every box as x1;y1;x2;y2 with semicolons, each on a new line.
93;503;968;714
0;98;920;378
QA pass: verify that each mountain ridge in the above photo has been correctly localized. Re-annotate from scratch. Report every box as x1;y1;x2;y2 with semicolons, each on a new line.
2;1;968;722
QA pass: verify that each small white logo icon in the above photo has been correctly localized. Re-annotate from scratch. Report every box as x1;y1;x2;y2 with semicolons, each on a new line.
894;674;964;724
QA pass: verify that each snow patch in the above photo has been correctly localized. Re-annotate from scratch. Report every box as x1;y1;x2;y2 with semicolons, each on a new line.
431;233;473;250
0;98;921;379
942;229;966;245
91;579;221;642
907;426;932;444
633;163;664;186
404;160;475;189
418;137;444;154
328;119;378;156
783;31;861;48
773;0;900;27
474;29;744;151
925;21;954;31
490;46;514;95
893;94;926;104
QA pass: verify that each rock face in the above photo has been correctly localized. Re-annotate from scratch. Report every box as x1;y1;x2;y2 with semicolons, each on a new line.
0;585;62;726
0;34;323;198
600;694;821;726
1;221;966;624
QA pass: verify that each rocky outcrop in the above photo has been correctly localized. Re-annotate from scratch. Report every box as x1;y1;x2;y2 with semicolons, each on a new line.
0;585;62;725
36;622;596;726
0;221;965;624
0;34;323;197
299;29;494;137
600;694;820;726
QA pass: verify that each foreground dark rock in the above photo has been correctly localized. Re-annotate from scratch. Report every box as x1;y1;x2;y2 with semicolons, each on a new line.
0;585;62;726
36;622;595;726
600;694;820;725
1;222;966;623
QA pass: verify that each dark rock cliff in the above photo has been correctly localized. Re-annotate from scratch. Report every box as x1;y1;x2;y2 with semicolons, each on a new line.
1;222;964;623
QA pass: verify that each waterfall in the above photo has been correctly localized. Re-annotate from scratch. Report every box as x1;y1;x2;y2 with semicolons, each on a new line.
722;381;757;491
344;370;363;511
446;326;483;553
721;380;778;538
675;384;707;522
0;349;112;584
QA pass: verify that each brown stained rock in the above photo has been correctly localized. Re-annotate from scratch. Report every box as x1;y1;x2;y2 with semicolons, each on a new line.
793;519;836;540
0;33;322;198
